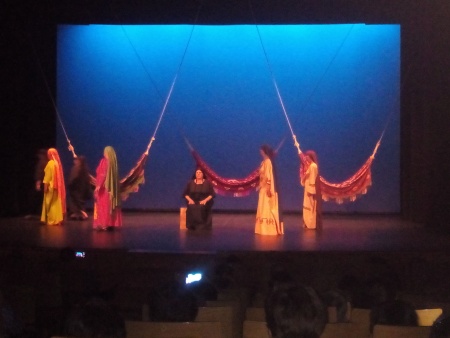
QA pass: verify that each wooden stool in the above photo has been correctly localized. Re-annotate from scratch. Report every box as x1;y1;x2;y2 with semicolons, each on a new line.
180;207;187;229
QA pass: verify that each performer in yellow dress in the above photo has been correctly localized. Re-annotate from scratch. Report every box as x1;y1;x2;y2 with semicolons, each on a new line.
41;148;66;225
255;145;283;235
301;150;322;229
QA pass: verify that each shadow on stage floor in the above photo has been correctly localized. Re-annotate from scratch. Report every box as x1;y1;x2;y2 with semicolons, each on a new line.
1;211;448;254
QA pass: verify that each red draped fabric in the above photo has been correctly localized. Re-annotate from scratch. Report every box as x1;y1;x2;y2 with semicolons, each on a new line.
120;153;147;200
90;153;148;201
192;150;259;197
299;153;374;204
193;149;374;203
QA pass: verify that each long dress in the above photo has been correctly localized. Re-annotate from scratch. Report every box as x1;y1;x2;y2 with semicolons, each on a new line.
301;162;319;229
255;158;283;235
183;180;215;230
68;165;92;219
93;158;122;229
41;160;64;225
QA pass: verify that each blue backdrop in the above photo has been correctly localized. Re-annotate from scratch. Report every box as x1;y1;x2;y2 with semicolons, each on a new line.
57;24;400;213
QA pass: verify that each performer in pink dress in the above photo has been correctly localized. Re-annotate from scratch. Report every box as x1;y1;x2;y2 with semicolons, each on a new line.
93;146;122;231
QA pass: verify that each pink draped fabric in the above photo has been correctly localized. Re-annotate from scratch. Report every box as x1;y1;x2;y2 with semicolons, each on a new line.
299;153;374;204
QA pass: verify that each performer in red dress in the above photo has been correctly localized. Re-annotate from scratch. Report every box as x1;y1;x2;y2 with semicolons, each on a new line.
93;146;122;231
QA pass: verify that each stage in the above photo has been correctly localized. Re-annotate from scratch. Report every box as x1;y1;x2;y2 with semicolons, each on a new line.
0;212;447;254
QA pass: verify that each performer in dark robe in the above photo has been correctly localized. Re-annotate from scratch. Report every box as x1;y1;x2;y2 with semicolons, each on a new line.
183;168;215;230
68;156;93;220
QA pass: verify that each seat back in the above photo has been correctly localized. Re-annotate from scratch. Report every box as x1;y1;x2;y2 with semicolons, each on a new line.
125;320;224;338
206;300;242;338
415;308;443;326
242;320;271;338
349;308;371;338
245;307;265;321
196;306;233;338
320;323;361;338
372;324;431;338
327;302;352;323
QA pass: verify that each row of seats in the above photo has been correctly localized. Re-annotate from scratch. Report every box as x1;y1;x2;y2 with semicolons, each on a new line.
55;321;435;338
135;297;443;338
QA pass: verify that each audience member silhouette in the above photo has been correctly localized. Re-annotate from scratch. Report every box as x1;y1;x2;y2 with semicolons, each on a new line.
147;279;198;322
430;314;450;338
370;299;418;333
265;266;327;338
64;297;126;338
0;290;24;338
319;289;350;323
337;256;401;309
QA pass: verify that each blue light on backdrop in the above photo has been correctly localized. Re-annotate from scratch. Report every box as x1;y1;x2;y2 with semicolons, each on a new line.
57;24;400;212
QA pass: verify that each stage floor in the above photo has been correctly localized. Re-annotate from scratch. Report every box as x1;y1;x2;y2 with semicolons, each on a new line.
1;212;448;254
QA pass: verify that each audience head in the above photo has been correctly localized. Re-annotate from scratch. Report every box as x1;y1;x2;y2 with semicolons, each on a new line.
265;268;327;338
430;314;450;338
147;278;198;322
184;268;218;306
65;297;126;338
370;299;418;333
338;266;399;309
320;289;350;323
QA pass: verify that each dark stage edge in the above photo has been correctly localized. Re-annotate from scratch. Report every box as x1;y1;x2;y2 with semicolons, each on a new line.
1;211;448;254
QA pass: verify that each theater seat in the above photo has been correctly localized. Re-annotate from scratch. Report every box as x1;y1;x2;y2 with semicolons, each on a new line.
372;324;431;338
125;320;224;338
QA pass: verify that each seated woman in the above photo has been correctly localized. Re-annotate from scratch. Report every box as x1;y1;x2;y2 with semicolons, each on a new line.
183;168;215;230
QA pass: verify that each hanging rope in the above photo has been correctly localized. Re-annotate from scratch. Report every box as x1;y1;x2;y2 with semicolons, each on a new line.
28;35;78;158
253;24;295;138
247;2;396;203
144;22;197;153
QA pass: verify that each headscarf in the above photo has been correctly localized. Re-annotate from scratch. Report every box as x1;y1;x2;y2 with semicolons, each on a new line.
104;146;120;210
47;148;66;213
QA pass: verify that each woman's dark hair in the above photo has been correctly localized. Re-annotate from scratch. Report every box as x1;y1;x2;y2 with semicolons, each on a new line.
191;167;207;180
260;144;275;159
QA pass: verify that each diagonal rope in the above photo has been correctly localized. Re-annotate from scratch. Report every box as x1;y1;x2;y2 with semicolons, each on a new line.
252;23;295;138
294;25;355;125
249;0;356;151
112;9;202;155
28;34;77;157
371;59;414;159
119;26;165;102
144;23;197;154
30;3;202;159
